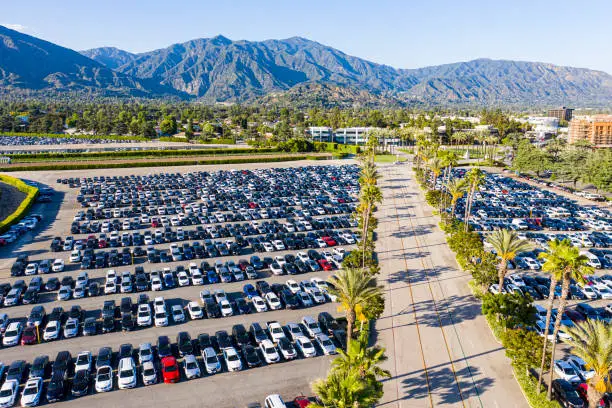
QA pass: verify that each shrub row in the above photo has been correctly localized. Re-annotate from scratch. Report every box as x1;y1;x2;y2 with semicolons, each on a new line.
0;175;39;233
0;132;146;142
314;142;361;154
0;155;329;172
9;147;280;161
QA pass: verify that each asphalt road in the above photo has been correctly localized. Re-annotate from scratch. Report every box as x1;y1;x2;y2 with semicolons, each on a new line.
374;162;529;408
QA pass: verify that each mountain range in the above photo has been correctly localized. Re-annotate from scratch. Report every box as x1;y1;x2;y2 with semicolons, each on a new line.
2;25;611;106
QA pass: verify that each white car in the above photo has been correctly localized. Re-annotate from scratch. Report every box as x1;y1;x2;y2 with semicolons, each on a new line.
70;250;82;263
265;292;282;310
302;316;322;337
219;300;234;317
0;380;18;408
274;256;286;267
151;276;163;291
316;238;327;248
63;318;79;338
154;297;166;309
581;285;599;299
154;306;168;327
595;285;612;300
20;377;42;407
311;277;329;291
95;366;113;392
315;333;337;355
138;343;154;364
262;242;274;252
223;347;242;371
297;252;309;263
286;279;300;294
171;305;185;323
2;322;22;347
137;304;152;327
141;361;157;386
267;321;286;343
523;257;540;270
252;296;268;313
202;347;221;374
177;271;191;287
117;358;137;389
566;355;595;380
24;263;38;276
272;240;285;251
43;320;60;341
52;259;65;272
270;263;283;275
191;271;204;285
75;351;93;373
259;339;281;364
553;359;581;384
183;354;201;379
214;289;228;304
187;302;204;320
106;270;118;284
295;336;317;358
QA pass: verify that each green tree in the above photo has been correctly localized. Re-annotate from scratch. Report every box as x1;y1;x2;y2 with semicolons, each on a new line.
564;320;612;408
481;292;536;331
463;168;484;232
502;328;548;375
160;116;177;135
328;268;383;346
446;177;468;218
486;229;532;289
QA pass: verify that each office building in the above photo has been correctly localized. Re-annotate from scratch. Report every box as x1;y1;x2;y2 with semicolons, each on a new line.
547;107;574;122
333;127;372;145
568;115;612;147
306;127;333;142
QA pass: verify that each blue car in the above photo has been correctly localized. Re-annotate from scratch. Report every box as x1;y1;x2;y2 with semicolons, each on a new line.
243;284;257;299
207;270;219;284
163;273;175;289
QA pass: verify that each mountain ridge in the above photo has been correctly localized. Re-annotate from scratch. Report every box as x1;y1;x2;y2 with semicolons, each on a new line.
1;25;611;106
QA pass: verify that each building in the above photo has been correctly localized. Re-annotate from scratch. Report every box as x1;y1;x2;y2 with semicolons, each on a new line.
568;115;612;147
306;127;333;142
547;107;574;122
333;127;372;145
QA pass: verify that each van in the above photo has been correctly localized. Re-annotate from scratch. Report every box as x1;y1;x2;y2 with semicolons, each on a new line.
511;218;529;230
264;394;287;408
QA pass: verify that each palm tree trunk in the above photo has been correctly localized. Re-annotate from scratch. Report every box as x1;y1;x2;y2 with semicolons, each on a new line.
346;309;356;348
587;377;603;408
538;277;558;391
497;261;507;290
451;200;456;218
547;277;570;399
361;203;372;269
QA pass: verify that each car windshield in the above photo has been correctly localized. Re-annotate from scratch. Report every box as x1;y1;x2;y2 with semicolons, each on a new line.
119;369;133;378
0;389;13;397
323;339;333;347
141;349;151;356
228;354;239;361
98;372;111;381
5;330;17;337
23;386;38;396
265;347;275;354
164;364;177;372
186;362;197;369
143;368;155;376
206;356;218;364
76;356;88;364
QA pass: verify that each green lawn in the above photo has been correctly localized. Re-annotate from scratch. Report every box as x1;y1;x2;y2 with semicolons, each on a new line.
375;154;406;163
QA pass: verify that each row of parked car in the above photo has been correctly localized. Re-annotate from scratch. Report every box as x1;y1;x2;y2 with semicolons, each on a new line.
0;135;139;147
0;312;344;406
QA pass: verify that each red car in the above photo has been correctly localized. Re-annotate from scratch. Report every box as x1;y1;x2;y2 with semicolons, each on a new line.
21;326;37;345
161;356;180;383
293;396;312;408
98;239;107;249
321;236;336;246
248;202;258;209
151;220;159;228
317;259;333;271
577;383;607;407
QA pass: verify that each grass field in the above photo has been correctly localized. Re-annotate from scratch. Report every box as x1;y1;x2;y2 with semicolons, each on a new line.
375;154;407;163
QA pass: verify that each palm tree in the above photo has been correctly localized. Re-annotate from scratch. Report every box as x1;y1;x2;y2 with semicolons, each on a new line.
328;268;383;346
463;167;484;231
359;161;379;186
546;245;592;399
564;320;612;408
536;239;567;391
311;370;378;408
359;184;382;268
427;156;443;189
446;178;468;218
486;229;532;290
332;335;391;380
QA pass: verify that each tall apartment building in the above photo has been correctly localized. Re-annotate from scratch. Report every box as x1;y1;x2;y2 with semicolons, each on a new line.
547;107;574;122
568;115;612;146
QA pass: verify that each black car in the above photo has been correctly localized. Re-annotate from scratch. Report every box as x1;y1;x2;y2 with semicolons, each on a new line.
30;355;50;379
71;369;89;397
256;280;271;295
280;290;300;309
197;333;213;352
52;351;72;379
102;300;116;319
318;312;341;334
102;316;115;333
242;345;262;368
45;277;60;291
118;343;133;359
204;300;221;318
96;347;113;369
551;379;585;407
69;305;83;321
215;330;232;350
46;373;67;403
249;322;268;345
232;324;250;348
83;317;98;336
177;332;193;357
88;282;100;297
6;360;27;382
234;298;251;315
120;297;133;316
157;336;172;358
121;314;134;331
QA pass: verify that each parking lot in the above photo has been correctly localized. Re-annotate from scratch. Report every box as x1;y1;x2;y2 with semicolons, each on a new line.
0;159;356;407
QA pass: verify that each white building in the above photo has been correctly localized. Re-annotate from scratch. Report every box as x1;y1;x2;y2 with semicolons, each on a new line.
334;127;374;145
307;127;333;142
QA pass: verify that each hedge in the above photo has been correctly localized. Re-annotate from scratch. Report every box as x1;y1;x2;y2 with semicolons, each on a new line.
8;147;280;161
0;132;146;142
202;138;236;145
314;142;361;154
0;154;330;172
0;174;39;233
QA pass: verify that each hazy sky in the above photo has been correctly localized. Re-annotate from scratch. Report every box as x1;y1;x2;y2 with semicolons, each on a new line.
3;0;611;73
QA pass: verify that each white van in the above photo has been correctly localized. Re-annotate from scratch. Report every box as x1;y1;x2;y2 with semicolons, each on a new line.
264;394;287;408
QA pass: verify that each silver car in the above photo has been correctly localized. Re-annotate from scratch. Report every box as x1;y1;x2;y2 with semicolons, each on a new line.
141;361;157;386
315;333;337;355
202;347;221;374
182;354;201;379
63;317;79;338
138;343;154;364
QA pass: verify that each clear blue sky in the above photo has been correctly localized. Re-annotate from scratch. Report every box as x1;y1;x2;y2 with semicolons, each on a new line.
3;0;611;73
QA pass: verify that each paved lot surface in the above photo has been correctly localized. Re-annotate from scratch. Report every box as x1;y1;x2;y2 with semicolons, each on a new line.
375;162;528;408
0;159;350;408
